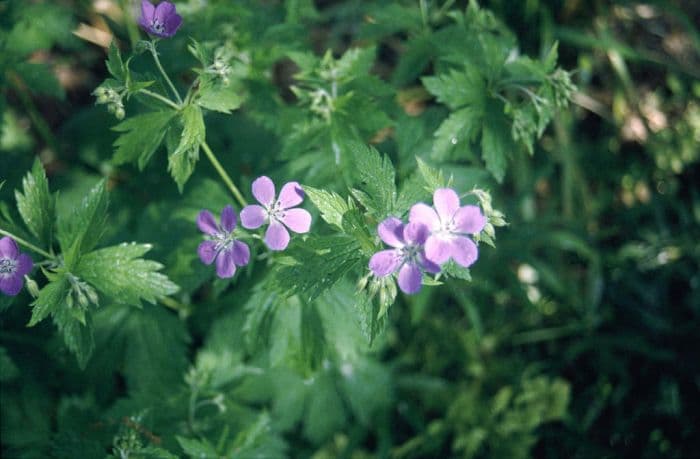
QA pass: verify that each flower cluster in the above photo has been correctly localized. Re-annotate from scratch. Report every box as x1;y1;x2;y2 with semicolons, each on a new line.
138;0;182;38
196;177;311;279
0;237;33;297
369;188;487;294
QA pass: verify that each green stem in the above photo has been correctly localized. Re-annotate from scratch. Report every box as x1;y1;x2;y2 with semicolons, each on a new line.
0;229;53;259
149;40;183;105
8;72;60;153
201;141;247;208
138;89;181;110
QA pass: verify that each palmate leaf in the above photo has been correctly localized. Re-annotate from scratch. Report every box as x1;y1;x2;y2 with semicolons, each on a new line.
197;83;244;114
422;68;485;111
303;185;349;230
168;104;205;192
14;159;55;248
112;110;176;168
348;142;396;220
481;101;515;183
432;106;482;161
75;243;178;307
53;305;94;369
28;274;69;327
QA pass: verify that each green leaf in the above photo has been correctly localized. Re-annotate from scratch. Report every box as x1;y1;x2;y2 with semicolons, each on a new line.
53;306;94;369
14;159;55;248
274;235;365;303
75;243;178;307
112;111;176;168
422;68;485;111
176;436;218;459
432;106;482;160
15;63;65;100
303;185;349;230
168;105;205;192
349;142;396;219
56;180;108;267
28;275;69;327
304;371;347;443
416;157;447;192
106;41;126;82
197;84;243;114
481;109;513;183
442;260;472;281
0;346;19;382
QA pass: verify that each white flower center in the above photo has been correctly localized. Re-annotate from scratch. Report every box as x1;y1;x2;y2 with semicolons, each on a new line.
0;258;17;275
400;243;421;264
265;201;286;222
212;230;236;252
151;19;165;33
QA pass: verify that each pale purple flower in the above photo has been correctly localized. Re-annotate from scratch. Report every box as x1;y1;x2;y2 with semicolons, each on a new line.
138;0;182;38
409;188;487;268
240;176;312;251
0;237;33;296
368;218;440;294
197;205;250;278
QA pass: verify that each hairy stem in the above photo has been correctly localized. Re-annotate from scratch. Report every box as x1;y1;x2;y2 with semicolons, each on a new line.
0;229;53;259
201;141;247;208
149;40;183;105
138;89;181;110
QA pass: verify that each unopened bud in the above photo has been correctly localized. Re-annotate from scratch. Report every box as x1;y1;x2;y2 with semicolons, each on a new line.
24;276;40;298
115;106;125;120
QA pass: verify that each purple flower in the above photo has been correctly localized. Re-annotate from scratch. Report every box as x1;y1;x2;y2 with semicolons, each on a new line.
0;237;33;297
368;218;440;294
138;0;182;38
197;205;250;278
240;176;312;251
409;188;487;268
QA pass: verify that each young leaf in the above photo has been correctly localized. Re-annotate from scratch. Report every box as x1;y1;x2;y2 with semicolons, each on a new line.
168;105;205;191
28;275;69;326
14;159;55;248
53;306;94;369
303;185;349;230
106;41;126;82
112;111;175;168
176;437;218;459
422;68;485;111
57;180;108;267
197;84;243;114
348;142;396;219
75;243;179;307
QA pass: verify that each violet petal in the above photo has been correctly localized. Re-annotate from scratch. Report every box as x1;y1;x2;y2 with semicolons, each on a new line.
397;262;422;294
197;210;219;236
280;208;311;234
198;241;218;265
232;240;250;266
454;205;487;234
408;203;440;231
0;237;19;259
403;222;429;245
264;220;290;251
419;252;441;274
220;205;237;233
433;188;460;222
215;249;237;278
140;0;155;22
163;13;182;37
278;182;304;209
252;176;275;207
377;217;404;248
240;204;266;229
369;249;402;277
154;1;175;22
15;254;33;277
0;275;23;297
424;235;452;265
450;236;478;268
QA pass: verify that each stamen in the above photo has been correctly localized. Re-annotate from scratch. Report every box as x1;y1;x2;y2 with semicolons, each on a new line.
0;258;16;275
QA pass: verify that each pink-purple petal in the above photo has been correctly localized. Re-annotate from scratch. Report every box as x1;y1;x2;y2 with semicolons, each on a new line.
15;254;33;277
198;241;218;265
369;249;402;277
215;249;236;278
424;236;452;265
0;237;19;259
197;210;219;236
232;241;250;266
163;12;182;36
220;205;237;233
419;253;441;274
0;275;23;296
280;208;311;234
454;205;487;234
403;222;429;245
377;217;404;248
140;0;155;22
264;220;290;251
397;262;422;294
252;176;275;207
451;236;479;268
240;205;266;229
433;188;460;222
154;1;175;21
408;203;440;231
278;182;304;209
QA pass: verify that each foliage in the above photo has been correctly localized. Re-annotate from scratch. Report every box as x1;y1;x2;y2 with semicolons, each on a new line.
2;0;699;458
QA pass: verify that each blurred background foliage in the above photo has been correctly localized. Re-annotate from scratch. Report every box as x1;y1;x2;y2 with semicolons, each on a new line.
1;0;699;458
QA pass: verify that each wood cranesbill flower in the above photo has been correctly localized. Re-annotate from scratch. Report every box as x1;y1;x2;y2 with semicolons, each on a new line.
0;237;33;296
240;176;312;251
409;188;487;268
138;0;182;38
197;205;250;278
369;218;440;294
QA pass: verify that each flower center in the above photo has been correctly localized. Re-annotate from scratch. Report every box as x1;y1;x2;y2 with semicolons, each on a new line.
266;201;286;222
435;218;457;237
151;19;165;34
400;244;421;264
0;258;17;275
213;231;236;252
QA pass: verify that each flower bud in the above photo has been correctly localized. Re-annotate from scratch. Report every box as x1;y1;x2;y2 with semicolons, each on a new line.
115;106;126;120
24;276;40;298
